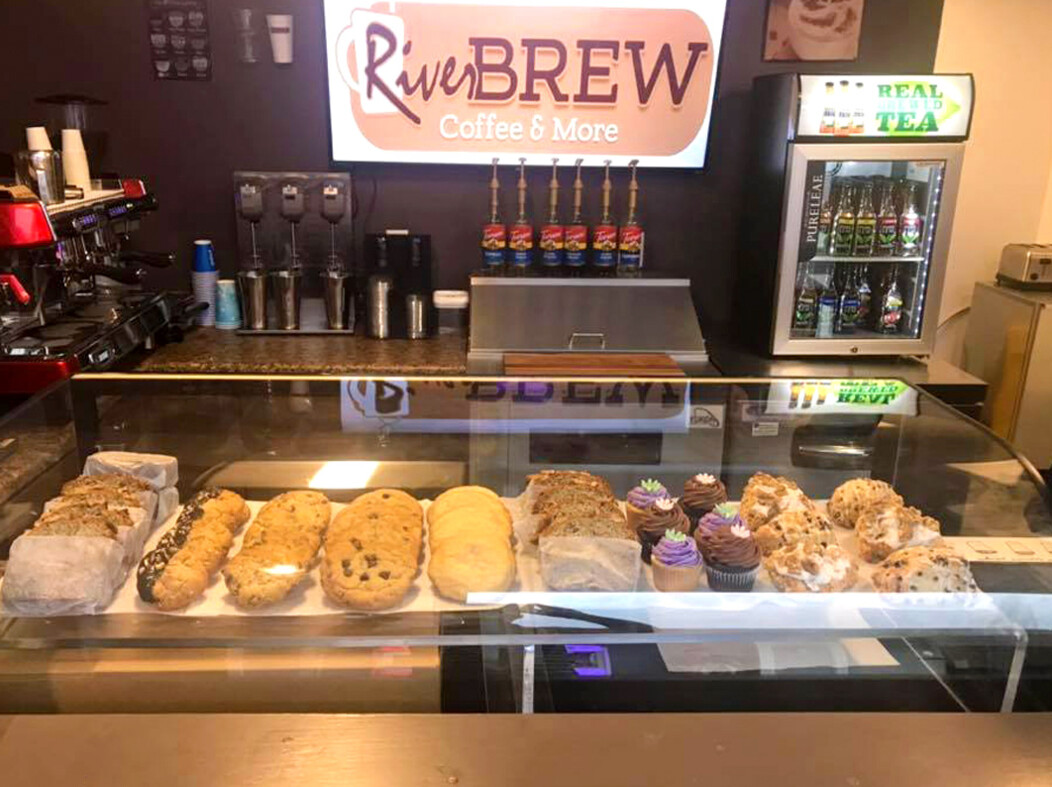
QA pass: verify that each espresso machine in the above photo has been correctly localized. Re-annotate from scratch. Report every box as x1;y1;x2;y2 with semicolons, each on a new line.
0;178;199;404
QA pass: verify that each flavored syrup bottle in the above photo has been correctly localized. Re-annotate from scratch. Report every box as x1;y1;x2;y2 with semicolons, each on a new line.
563;158;588;277
539;158;565;277
591;159;617;277
480;157;506;275
507;157;534;276
617;159;643;277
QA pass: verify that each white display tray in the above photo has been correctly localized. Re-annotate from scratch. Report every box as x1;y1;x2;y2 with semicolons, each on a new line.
94;498;885;617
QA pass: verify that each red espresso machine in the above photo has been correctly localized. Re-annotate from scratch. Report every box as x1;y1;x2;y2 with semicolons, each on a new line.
0;179;199;408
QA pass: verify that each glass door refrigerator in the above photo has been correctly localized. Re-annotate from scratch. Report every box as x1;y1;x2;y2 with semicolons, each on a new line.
738;73;974;356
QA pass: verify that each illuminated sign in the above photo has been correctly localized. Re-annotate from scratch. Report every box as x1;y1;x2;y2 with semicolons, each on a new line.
323;0;728;167
797;74;973;139
765;379;918;416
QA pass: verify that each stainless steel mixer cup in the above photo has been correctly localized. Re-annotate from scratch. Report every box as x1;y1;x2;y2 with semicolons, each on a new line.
270;268;302;330
322;269;351;330
15;150;65;205
237;269;268;330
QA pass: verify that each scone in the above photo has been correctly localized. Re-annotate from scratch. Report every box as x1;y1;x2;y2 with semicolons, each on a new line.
764;541;859;592
739;472;814;531
872;546;978;593
753;508;836;556
827;478;903;529
855;502;941;563
428;535;516;602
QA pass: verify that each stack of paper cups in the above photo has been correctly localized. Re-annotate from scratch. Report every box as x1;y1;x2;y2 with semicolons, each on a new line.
26;127;53;150
191;240;218;327
61;129;91;192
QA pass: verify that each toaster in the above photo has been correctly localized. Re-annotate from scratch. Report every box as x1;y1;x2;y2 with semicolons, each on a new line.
997;243;1052;290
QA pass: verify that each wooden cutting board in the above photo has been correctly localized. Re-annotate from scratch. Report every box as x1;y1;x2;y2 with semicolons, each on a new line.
504;352;685;377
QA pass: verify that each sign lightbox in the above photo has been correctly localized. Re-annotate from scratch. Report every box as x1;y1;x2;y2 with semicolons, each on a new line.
323;0;728;167
796;74;974;140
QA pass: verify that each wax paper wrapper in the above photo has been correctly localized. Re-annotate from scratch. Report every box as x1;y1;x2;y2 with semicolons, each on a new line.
540;536;643;591
2;535;125;616
84;451;179;490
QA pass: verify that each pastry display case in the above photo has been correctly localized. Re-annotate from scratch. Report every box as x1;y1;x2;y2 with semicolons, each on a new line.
1;373;1051;714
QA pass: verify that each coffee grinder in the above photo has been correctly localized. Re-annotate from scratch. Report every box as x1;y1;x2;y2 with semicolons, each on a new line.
320;179;352;330
364;231;434;339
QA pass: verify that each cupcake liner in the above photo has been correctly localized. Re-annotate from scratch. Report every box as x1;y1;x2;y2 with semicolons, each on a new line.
704;562;759;592
626;502;647;534
652;561;701;592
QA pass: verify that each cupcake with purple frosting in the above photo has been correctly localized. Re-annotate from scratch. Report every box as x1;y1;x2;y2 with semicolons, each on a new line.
626;478;668;532
636;496;691;564
681;473;728;528
695;503;744;545
651;529;703;591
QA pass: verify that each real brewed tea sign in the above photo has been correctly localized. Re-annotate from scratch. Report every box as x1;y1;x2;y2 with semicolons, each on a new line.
323;0;728;167
796;74;974;140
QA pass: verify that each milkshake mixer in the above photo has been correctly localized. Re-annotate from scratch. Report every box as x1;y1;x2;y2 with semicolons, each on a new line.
273;178;305;329
236;179;267;330
320;179;352;329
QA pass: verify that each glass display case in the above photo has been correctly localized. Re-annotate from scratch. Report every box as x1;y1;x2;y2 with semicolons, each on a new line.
1;373;1051;715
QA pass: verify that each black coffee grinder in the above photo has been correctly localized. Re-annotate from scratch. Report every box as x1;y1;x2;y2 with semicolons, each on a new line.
363;232;433;339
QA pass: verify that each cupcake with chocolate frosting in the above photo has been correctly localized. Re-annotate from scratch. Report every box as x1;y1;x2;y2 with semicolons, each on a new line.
681;473;728;527
636;496;690;564
699;523;761;592
651;529;703;591
626;478;668;533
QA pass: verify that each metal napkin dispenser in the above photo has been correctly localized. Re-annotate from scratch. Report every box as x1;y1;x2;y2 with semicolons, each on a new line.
467;276;708;374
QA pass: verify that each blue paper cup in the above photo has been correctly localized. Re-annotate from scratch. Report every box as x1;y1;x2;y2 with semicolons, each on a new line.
193;239;216;272
214;278;241;329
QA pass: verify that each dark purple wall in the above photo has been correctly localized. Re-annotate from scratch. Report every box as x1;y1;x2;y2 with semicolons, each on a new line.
0;0;944;337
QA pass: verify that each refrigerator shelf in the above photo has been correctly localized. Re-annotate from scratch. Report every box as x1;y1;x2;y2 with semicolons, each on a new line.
807;255;926;264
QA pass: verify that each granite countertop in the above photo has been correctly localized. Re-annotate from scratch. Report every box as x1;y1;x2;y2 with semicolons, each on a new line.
129;328;468;376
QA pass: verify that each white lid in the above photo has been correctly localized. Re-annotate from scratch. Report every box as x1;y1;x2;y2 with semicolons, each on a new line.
434;290;469;309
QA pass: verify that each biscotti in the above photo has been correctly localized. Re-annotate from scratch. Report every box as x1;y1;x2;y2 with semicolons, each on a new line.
138;488;250;611
223;490;331;608
321;489;423;610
